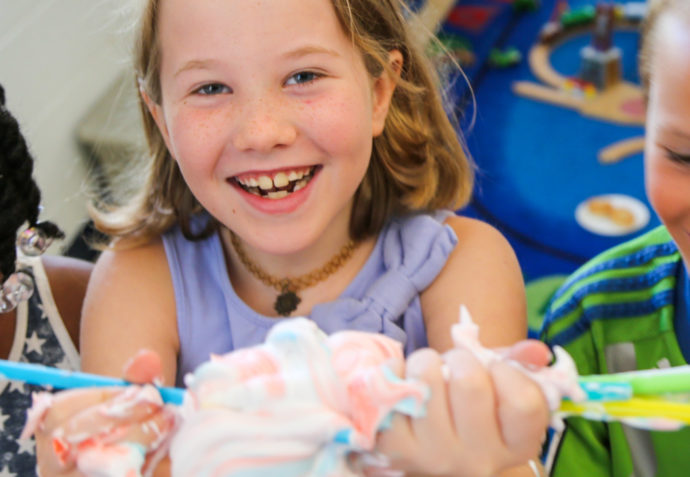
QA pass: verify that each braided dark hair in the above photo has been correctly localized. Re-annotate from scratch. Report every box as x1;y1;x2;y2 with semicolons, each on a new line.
0;84;64;285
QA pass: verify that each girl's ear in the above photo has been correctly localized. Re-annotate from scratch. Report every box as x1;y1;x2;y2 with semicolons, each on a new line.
140;87;174;156
371;49;403;137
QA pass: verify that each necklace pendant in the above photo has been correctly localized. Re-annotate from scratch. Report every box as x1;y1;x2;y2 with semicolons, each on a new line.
274;286;301;316
228;231;357;317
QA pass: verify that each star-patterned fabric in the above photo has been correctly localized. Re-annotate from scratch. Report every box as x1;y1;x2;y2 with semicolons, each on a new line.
0;256;79;477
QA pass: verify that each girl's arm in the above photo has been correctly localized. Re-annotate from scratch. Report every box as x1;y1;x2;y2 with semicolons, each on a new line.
421;215;527;351
80;241;178;477
43;254;93;351
430;217;546;477
372;216;548;477
80;239;179;384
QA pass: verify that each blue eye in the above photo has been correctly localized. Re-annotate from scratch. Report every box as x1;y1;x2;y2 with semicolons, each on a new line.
195;83;230;95
285;71;321;86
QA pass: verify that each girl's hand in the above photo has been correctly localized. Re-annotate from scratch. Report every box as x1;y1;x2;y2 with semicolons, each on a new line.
373;341;551;477
33;351;177;477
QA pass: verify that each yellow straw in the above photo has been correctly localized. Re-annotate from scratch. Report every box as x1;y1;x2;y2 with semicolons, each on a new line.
560;397;690;426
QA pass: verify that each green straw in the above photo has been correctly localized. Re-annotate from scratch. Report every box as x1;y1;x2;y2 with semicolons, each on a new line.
579;365;690;397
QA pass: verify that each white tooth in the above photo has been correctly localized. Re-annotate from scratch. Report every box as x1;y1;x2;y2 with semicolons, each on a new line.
267;190;289;199
258;175;273;190
248;177;258;187
293;178;308;191
288;171;300;181
273;172;289;188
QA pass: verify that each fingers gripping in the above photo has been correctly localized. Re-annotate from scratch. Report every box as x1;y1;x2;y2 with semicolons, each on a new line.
32;385;177;476
405;349;456;472
491;362;550;459
444;348;506;475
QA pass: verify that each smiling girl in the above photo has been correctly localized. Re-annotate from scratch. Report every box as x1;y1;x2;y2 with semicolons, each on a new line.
33;1;551;475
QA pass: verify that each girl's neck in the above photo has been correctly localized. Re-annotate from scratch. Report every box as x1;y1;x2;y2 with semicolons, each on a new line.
220;223;377;317
222;217;355;278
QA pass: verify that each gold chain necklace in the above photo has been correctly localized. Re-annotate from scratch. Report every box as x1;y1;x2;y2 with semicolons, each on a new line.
228;231;358;316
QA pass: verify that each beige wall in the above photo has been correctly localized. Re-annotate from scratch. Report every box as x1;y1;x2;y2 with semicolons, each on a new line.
0;0;133;252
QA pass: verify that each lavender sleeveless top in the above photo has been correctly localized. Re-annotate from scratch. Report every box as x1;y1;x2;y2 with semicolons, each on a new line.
163;212;457;386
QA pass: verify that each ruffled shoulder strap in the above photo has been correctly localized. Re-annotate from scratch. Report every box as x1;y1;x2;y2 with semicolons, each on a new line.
310;212;457;354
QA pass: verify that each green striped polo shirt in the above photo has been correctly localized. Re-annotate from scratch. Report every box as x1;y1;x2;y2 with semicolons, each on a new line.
541;226;690;477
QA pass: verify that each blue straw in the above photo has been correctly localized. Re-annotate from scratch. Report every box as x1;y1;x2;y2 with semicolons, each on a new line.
577;379;632;401
0;359;185;405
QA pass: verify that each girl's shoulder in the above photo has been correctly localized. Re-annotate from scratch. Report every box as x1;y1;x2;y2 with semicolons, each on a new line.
385;212;514;270
42;255;94;351
383;213;511;268
90;239;173;307
42;255;94;300
93;238;169;277
422;214;526;350
82;238;179;382
443;214;514;253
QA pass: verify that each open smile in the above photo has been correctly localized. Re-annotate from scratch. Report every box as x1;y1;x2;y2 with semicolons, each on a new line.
230;166;320;199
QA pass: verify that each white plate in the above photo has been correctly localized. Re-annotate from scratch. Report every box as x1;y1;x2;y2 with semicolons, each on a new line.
575;194;650;236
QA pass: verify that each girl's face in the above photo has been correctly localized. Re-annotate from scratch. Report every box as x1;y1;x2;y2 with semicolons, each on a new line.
644;13;690;268
147;0;398;255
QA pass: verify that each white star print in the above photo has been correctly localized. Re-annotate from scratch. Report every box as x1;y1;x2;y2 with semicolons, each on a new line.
17;438;35;455
7;379;25;394
37;302;48;320
24;332;45;355
0;465;17;477
0;412;9;432
54;356;72;371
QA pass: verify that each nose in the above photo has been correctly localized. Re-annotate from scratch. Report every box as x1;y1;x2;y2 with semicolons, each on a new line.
232;95;297;153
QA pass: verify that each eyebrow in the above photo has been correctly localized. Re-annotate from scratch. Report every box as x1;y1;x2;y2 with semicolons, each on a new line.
282;45;341;60
174;46;341;78
174;59;221;78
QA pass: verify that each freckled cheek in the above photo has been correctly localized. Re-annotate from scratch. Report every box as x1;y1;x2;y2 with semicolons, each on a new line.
169;110;228;162
304;99;372;154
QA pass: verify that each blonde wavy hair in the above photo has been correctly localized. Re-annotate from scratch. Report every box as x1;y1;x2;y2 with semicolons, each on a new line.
91;0;473;246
